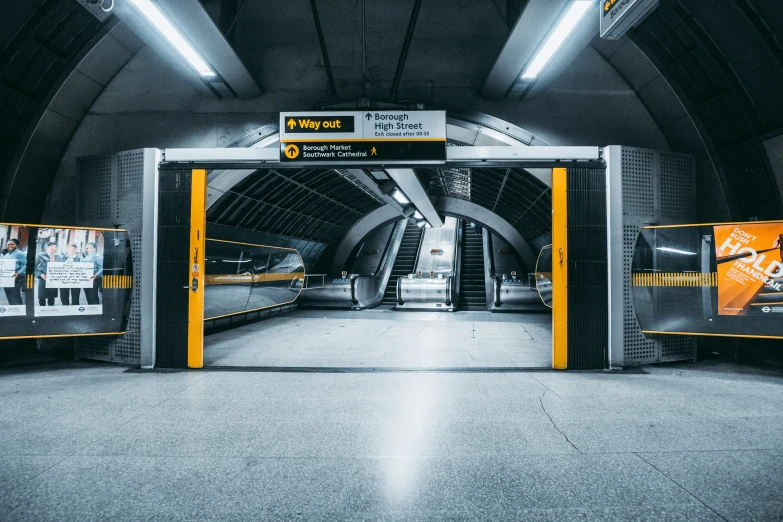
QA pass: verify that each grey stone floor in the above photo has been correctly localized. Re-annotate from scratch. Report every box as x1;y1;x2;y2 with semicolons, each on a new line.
205;309;553;368
1;360;782;520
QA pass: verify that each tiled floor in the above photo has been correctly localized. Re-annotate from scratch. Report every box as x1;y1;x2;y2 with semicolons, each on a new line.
0;360;782;520
204;308;553;368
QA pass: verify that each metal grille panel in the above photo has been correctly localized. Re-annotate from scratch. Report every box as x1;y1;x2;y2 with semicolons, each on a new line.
619;147;696;365
74;150;146;365
78;157;112;220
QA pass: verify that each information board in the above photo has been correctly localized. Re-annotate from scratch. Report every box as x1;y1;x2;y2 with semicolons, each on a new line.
279;111;447;164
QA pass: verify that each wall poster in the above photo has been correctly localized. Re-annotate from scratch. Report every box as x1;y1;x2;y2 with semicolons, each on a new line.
715;223;783;316
34;228;105;317
0;225;29;317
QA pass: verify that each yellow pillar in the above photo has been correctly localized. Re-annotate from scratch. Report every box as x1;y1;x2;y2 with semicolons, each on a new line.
188;169;207;368
552;168;568;370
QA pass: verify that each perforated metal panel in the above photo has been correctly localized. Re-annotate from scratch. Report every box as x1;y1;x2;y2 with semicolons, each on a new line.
73;150;147;365
78;157;113;220
618;147;697;365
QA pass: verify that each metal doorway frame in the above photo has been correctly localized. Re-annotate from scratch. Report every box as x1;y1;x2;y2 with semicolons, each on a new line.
158;146;605;369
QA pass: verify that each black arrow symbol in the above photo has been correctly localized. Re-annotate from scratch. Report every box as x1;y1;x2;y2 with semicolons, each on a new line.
365;113;372;121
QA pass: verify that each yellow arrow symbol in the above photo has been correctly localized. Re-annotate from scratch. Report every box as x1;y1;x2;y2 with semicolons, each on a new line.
284;144;300;159
287;119;296;130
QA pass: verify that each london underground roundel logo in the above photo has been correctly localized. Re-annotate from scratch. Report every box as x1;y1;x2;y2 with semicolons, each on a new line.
762;306;771;313
78;307;85;312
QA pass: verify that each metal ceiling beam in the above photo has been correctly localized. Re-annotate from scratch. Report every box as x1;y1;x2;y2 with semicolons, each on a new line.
390;0;423;101
163;146;602;163
309;0;337;100
385;168;443;227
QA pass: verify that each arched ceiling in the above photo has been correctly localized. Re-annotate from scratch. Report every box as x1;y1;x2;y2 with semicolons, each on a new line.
1;0;782;228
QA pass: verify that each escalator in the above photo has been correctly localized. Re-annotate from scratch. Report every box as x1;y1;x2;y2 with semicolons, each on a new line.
459;223;487;310
381;222;424;306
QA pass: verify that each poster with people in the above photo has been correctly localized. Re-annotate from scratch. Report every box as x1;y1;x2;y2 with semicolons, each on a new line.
715;223;783;316
0;225;29;317
34;228;104;317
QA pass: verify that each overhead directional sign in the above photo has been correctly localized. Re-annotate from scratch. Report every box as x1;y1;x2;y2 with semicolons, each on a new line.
600;0;659;40
279;111;447;164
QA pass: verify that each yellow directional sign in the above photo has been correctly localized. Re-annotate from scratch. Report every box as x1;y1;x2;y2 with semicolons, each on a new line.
287;119;296;130
284;144;300;159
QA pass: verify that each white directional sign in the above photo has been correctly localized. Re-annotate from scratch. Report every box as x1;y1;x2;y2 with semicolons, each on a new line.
600;0;659;40
279;111;446;163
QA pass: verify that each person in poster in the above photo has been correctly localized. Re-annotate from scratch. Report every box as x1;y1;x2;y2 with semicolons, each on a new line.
58;243;82;306
35;242;61;306
82;242;103;305
34;228;104;317
715;223;783;316
1;238;26;306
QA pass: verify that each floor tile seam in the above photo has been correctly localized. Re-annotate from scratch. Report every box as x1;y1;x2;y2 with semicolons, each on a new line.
0;453;73;505
632;452;730;522
69;373;213;458
634;448;783;455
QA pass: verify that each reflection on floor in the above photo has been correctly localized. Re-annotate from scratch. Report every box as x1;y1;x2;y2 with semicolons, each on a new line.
205;308;552;368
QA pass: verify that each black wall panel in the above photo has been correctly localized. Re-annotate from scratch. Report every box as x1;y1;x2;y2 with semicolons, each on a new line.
155;169;192;368
567;168;608;370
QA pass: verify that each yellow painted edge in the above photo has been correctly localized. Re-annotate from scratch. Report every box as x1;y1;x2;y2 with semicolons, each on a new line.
0;222;128;232
280;137;447;143
0;332;126;340
750;302;783;306
207;238;299;251
188;169;207;369
642;220;783;229
643;330;783;340
552;168;568;370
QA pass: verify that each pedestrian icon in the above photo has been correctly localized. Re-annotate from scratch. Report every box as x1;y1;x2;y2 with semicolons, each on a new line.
284;144;300;159
371;147;377;156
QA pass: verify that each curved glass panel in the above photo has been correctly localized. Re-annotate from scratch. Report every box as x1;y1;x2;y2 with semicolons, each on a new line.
535;244;553;308
204;239;304;320
631;222;783;339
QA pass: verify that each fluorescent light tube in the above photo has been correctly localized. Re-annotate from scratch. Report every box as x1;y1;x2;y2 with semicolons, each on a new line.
129;0;216;77
657;247;697;256
521;1;593;80
413;211;423;219
392;189;410;205
416;220;427;228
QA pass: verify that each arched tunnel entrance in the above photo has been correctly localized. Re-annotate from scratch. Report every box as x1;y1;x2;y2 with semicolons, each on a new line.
66;110;607;371
203;186;554;369
188;114;567;370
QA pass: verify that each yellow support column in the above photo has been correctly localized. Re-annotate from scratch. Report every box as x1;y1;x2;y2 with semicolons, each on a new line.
188;169;207;368
552;168;568;370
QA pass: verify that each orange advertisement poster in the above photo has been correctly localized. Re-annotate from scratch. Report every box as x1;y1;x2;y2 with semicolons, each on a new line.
714;223;783;316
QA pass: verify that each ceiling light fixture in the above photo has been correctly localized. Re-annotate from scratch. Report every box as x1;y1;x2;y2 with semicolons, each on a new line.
392;189;410;205
413;211;423;219
129;0;216;77
521;0;593;80
656;247;697;256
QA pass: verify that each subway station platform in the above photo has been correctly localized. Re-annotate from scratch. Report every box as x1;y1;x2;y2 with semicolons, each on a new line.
205;309;552;369
0;360;781;520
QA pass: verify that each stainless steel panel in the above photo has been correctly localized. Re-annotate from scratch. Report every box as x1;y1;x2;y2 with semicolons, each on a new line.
397;276;452;306
413;216;459;277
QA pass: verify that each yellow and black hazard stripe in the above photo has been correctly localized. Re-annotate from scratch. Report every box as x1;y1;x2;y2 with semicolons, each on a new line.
632;272;718;287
